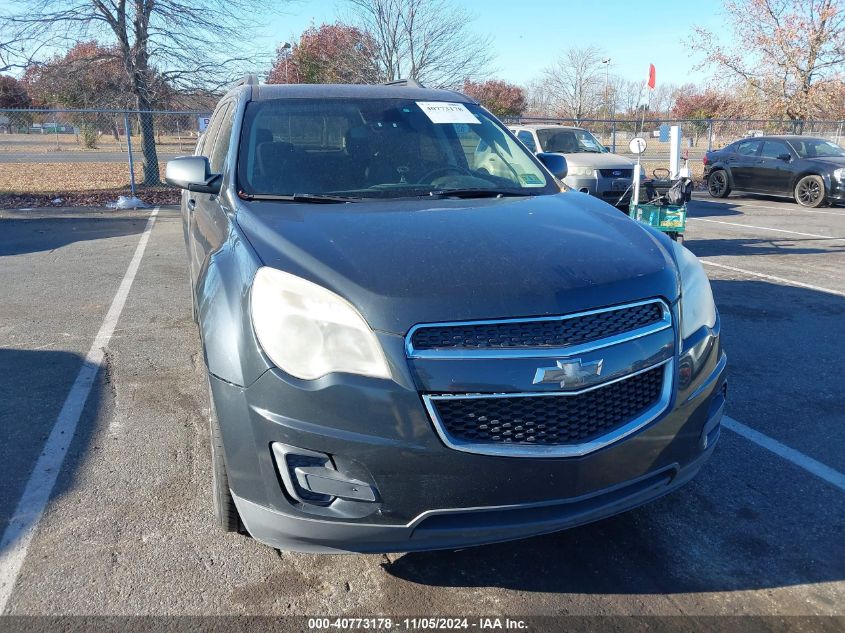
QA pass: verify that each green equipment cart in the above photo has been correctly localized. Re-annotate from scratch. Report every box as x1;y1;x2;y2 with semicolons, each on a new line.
628;168;688;242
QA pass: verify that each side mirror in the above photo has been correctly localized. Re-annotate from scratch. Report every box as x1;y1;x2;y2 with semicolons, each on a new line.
777;153;792;162
165;156;222;194
536;152;568;179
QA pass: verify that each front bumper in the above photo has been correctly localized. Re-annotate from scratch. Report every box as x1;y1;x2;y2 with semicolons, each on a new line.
826;179;845;201
234;443;716;553
564;176;633;205
210;320;726;553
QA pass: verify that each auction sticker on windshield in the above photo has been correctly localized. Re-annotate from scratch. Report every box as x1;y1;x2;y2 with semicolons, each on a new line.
417;101;481;124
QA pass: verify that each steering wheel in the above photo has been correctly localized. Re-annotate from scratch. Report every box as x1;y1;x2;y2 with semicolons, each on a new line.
417;165;474;184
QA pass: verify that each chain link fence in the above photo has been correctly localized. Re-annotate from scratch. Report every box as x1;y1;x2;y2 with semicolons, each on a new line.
3;108;845;206
508;117;845;179
0;107;210;206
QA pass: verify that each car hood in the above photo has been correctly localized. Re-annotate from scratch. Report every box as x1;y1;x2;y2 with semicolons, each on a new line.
553;152;636;169
236;192;679;335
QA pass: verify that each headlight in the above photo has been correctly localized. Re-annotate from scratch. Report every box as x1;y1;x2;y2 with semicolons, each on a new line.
672;241;717;339
250;267;390;380
833;168;845;181
568;165;595;177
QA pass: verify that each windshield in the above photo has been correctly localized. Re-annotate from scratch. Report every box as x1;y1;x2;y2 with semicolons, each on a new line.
788;138;845;159
236;98;559;199
537;127;606;154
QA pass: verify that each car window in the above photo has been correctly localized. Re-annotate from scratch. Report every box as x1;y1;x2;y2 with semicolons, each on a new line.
210;104;235;172
517;130;537;152
759;140;791;160
200;102;228;159
536;128;605;153
788;138;845;159
734;140;760;156
237;98;558;199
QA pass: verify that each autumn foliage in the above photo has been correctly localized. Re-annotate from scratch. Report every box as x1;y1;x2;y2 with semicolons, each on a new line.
461;79;527;118
691;0;845;120
267;23;381;85
0;75;31;108
23;41;132;109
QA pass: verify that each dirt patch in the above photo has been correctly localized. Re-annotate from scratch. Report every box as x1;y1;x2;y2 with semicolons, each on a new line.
0;161;180;208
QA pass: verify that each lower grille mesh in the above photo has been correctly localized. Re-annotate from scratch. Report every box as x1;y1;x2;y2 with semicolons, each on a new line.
430;366;665;446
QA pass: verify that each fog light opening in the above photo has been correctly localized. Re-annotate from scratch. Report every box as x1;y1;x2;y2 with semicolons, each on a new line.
271;443;335;506
271;442;379;507
286;453;336;505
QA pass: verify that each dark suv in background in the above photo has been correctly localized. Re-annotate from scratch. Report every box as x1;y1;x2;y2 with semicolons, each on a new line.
704;135;845;207
165;79;726;553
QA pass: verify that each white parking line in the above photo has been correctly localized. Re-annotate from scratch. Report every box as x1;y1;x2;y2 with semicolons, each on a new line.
0;208;159;614
734;203;845;217
689;217;845;242
700;260;845;298
724;416;845;493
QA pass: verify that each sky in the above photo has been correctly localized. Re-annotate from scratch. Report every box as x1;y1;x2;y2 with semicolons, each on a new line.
256;0;727;88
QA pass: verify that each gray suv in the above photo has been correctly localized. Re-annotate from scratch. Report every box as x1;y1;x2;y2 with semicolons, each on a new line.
165;80;726;553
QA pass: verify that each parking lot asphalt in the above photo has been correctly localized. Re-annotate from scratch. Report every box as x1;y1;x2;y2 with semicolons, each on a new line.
0;194;843;618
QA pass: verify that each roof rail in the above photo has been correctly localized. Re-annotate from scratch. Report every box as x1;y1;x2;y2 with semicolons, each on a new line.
384;78;426;89
233;74;259;88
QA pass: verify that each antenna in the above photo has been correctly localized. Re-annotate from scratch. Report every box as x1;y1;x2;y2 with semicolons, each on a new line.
384;78;425;89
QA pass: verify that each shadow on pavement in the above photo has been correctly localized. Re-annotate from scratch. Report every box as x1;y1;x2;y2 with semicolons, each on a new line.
385;279;845;594
0;214;146;257
0;348;104;557
687;199;745;218
687;236;844;258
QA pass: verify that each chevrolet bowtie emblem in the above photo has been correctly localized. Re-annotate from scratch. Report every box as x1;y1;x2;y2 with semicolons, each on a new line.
532;358;603;388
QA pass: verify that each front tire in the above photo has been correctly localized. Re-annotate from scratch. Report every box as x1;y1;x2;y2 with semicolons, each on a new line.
794;175;826;208
708;170;731;198
208;386;245;534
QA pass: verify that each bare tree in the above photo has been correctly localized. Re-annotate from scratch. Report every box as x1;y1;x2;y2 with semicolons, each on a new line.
608;77;646;118
542;46;605;121
346;0;493;88
0;0;278;185
691;0;845;121
523;78;556;117
649;82;678;117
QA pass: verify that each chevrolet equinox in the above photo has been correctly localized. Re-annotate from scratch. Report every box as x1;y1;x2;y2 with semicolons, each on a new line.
165;79;727;553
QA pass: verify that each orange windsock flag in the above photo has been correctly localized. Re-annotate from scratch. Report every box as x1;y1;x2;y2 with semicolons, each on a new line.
648;64;656;89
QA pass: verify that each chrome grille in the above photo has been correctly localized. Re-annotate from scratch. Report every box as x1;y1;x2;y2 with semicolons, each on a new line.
599;168;634;178
409;300;666;353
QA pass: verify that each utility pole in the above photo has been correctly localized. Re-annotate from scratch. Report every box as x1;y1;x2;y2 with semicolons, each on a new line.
602;58;611;118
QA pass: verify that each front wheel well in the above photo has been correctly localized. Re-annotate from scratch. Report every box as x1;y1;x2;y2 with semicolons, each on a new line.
790;171;828;190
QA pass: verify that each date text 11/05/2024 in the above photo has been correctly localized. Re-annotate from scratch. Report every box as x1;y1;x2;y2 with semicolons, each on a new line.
306;617;529;630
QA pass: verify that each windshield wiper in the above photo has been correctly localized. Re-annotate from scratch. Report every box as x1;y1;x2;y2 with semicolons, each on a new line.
239;192;359;203
428;188;533;199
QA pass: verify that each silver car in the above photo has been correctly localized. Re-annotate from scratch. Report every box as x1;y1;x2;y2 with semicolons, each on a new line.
509;125;636;205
